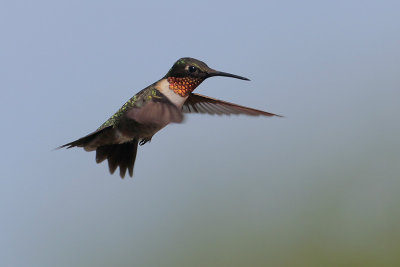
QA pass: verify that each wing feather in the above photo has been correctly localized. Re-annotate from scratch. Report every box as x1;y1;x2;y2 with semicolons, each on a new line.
183;93;282;117
125;98;184;125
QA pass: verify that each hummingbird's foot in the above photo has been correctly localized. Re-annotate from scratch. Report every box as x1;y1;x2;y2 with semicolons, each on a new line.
139;138;151;146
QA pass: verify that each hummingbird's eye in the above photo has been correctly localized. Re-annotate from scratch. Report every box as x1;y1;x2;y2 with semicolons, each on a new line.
188;66;197;73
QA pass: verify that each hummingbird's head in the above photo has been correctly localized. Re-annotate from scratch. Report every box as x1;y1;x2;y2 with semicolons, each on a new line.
164;57;249;97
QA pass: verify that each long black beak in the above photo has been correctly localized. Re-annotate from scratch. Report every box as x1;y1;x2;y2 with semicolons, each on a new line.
207;70;250;81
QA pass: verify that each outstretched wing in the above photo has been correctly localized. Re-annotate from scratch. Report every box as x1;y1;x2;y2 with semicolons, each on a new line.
182;93;281;117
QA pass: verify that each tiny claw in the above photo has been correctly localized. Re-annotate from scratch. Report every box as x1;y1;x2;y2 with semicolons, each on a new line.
139;138;151;146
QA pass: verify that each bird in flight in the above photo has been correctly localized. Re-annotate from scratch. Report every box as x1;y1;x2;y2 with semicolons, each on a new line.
59;57;281;178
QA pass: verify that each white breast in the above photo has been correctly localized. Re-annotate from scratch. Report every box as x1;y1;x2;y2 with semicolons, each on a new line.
155;79;188;108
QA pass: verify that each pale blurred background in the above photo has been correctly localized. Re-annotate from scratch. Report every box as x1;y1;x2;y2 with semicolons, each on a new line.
1;1;400;266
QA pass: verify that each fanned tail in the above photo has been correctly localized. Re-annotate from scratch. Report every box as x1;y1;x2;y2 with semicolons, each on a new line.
95;140;139;178
58;127;139;178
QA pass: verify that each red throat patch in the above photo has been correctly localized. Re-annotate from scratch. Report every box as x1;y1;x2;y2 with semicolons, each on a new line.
167;77;203;97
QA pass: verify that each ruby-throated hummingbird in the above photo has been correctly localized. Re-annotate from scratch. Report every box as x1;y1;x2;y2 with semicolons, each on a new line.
59;57;281;178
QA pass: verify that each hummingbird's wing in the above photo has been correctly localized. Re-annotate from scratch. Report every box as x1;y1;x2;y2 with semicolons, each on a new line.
183;93;281;117
125;94;184;125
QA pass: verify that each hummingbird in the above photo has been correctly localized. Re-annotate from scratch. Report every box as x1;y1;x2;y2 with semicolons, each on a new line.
59;57;281;178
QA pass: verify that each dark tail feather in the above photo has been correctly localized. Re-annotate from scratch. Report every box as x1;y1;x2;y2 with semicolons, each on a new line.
95;139;139;178
57;126;113;151
59;127;139;178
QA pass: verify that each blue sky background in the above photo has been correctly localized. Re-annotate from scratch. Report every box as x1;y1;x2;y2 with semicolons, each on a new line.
1;0;400;266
